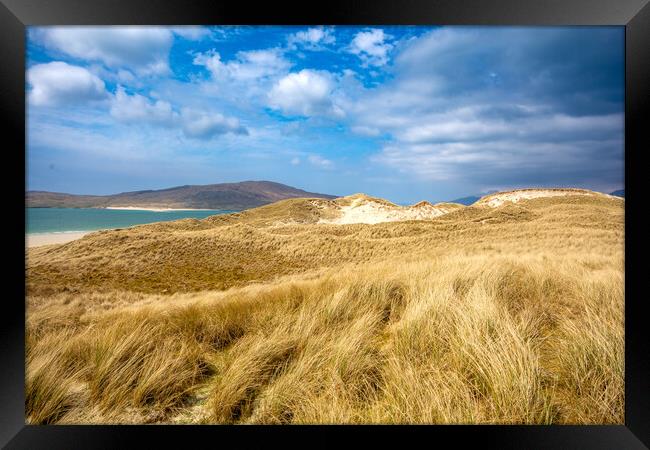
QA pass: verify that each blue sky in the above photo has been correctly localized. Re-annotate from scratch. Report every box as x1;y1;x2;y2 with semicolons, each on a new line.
26;26;624;203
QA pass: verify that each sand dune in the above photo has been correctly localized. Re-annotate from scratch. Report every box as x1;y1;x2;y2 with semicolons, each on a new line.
25;189;624;425
317;194;464;224
475;188;616;208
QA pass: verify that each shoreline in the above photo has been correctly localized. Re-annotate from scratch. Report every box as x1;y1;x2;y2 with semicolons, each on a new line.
104;206;215;212
27;206;219;212
27;231;93;248
26;208;234;248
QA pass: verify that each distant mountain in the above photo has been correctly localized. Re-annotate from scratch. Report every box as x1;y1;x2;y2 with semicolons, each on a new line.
450;195;481;206
26;181;336;210
609;189;624;198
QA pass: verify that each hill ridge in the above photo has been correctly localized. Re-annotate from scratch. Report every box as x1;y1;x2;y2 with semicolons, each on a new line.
26;180;336;210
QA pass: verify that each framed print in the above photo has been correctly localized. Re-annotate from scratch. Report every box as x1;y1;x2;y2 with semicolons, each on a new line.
1;0;648;447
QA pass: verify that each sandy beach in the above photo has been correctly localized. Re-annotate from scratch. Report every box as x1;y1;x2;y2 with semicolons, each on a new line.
27;232;90;248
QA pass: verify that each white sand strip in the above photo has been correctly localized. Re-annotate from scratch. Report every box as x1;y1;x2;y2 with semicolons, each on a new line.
104;206;213;212
27;232;90;248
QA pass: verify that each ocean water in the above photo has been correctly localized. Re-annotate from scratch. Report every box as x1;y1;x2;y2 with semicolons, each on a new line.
26;207;237;234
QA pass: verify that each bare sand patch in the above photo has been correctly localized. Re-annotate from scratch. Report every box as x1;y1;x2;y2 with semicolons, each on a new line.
27;232;90;248
319;195;463;225
475;188;614;208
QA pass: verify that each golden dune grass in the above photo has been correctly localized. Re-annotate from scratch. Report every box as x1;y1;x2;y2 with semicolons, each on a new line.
25;193;624;424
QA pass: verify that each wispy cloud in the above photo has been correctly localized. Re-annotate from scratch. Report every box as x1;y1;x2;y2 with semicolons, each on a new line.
287;26;336;51
193;48;291;82
33;26;174;76
308;154;334;169
110;86;178;126
348;29;393;67
180;108;248;139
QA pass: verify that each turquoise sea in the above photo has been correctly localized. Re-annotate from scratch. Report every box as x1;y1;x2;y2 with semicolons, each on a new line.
26;207;237;234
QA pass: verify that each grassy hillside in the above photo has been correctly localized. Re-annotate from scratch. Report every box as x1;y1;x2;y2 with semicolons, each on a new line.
26;180;336;210
26;191;111;208
26;191;624;424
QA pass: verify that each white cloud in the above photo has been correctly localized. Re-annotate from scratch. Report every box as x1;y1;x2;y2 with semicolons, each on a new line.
290;157;301;165
110;87;248;139
394;112;623;145
288;27;336;50
364;101;623;181
37;26;173;75
180;108;248;139
170;26;213;41
374;137;623;184
268;69;343;117
348;29;393;67
28;61;107;107
116;69;137;84
29;120;151;161
110;86;178;126
308;154;333;169
193;48;290;82
351;125;381;137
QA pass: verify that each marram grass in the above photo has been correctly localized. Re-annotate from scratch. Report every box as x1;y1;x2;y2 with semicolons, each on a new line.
26;194;624;424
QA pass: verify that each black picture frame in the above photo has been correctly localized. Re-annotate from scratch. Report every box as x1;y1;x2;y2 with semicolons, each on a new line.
2;0;648;448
